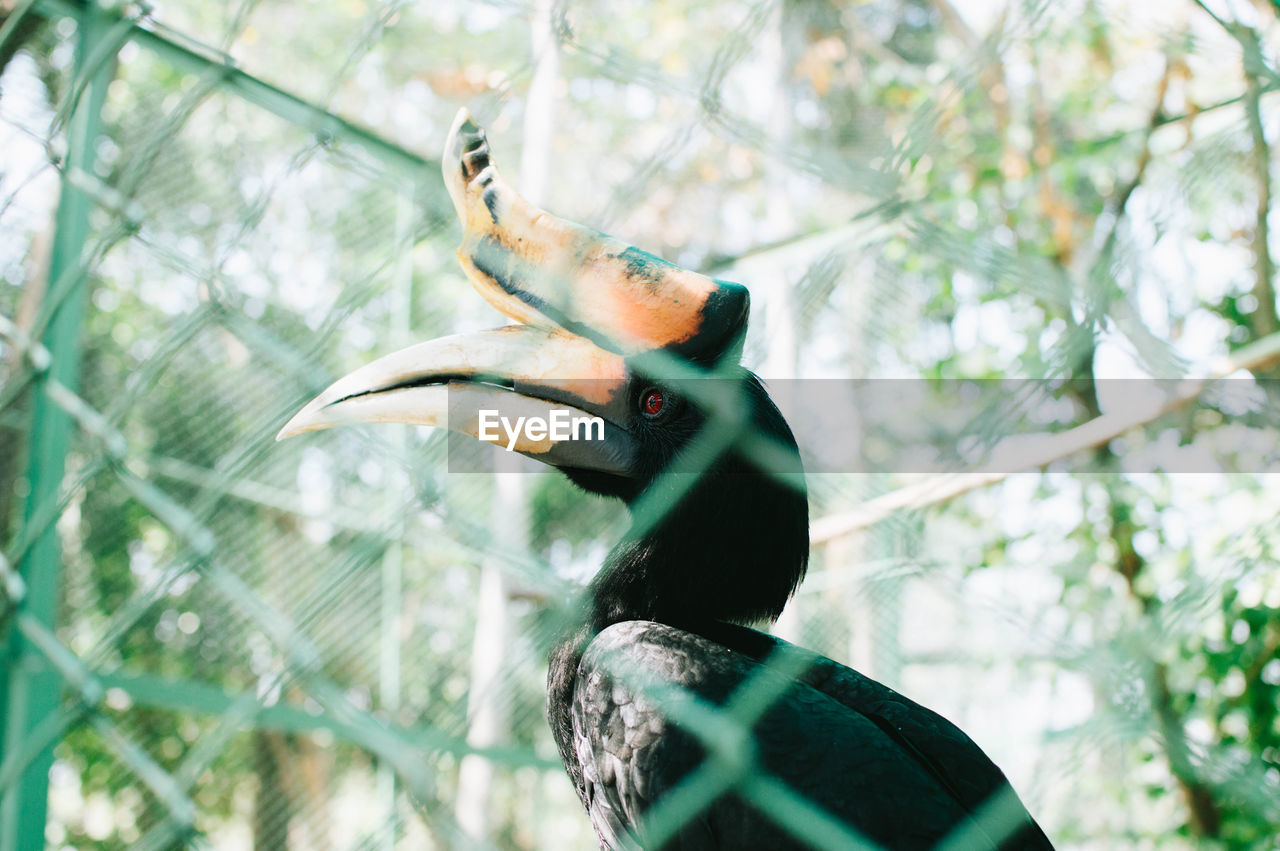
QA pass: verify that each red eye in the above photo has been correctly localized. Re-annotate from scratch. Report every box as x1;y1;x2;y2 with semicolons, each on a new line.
641;389;664;417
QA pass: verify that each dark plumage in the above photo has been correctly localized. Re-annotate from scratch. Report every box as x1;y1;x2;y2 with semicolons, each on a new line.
546;372;1054;850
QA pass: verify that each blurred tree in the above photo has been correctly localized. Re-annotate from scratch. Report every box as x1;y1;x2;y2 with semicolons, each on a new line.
2;0;1279;848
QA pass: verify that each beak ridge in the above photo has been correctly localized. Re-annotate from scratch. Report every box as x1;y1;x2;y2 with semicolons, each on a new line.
442;108;749;364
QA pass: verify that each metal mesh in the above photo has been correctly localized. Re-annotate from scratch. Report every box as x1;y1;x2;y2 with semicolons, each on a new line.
3;0;1280;848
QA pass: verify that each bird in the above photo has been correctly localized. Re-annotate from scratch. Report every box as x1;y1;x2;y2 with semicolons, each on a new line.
278;109;1055;850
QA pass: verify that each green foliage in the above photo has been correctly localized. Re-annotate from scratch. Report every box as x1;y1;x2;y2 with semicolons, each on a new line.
3;0;1280;848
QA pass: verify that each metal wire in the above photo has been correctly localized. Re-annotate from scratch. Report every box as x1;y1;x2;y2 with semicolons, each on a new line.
2;0;1279;849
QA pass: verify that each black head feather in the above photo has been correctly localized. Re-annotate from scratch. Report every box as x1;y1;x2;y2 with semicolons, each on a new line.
564;367;809;631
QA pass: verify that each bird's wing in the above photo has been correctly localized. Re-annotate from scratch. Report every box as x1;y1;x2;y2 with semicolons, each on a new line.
747;624;1056;850
572;620;1050;851
572;624;716;850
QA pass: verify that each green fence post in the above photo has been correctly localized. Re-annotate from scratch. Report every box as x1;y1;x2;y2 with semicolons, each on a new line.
0;2;114;848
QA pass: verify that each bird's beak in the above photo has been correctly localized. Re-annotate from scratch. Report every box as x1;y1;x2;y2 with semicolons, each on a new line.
276;324;638;475
278;108;752;476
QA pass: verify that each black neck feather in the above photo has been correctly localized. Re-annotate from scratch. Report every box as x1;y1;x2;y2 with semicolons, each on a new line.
547;430;808;797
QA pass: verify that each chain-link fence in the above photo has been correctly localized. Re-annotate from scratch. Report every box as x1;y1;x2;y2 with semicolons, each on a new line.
3;0;1280;848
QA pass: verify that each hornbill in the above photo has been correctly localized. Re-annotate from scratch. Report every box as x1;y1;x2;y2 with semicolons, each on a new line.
279;109;1054;850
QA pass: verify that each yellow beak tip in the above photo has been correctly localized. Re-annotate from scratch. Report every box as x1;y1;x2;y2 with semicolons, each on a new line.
276;405;324;441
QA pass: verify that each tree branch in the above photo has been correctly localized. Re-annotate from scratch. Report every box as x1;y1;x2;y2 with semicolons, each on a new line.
810;330;1280;543
1150;662;1224;836
1243;30;1278;338
1196;0;1279;339
705;65;1279;277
